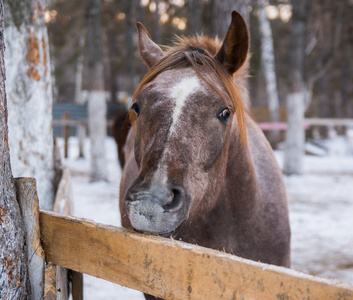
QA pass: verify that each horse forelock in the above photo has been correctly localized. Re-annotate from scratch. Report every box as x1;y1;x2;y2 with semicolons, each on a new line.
130;35;248;145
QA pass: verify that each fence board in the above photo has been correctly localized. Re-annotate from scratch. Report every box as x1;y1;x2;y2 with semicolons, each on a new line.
39;210;353;300
44;167;82;300
305;118;353;126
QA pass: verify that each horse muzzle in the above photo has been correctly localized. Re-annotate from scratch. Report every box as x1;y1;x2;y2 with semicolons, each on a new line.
124;182;188;235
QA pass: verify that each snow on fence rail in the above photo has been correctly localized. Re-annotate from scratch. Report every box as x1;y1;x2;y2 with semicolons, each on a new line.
17;171;353;300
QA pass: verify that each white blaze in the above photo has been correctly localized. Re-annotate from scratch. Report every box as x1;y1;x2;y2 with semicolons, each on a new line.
169;76;200;135
153;76;200;184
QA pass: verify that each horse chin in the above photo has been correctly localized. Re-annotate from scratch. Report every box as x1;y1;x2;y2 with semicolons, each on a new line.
127;200;185;236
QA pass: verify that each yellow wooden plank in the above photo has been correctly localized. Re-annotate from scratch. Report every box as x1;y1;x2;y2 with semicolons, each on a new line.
39;210;353;300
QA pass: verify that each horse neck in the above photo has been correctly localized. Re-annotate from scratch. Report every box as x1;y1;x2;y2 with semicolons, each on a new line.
224;133;261;215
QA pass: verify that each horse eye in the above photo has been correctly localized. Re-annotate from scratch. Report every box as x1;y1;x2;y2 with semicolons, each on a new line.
131;102;140;117
218;108;231;122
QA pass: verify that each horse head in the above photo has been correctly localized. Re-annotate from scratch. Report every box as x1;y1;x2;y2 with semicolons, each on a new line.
122;11;249;236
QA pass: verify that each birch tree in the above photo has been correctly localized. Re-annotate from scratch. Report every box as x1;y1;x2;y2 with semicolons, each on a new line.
283;0;308;175
4;0;55;209
86;0;107;182
258;0;280;145
0;1;29;297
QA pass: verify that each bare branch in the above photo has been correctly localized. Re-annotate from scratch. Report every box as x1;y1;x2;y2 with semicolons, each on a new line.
308;3;343;86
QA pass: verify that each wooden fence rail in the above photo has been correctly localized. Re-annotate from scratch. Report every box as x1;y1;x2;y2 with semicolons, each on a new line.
39;210;353;300
258;118;353;131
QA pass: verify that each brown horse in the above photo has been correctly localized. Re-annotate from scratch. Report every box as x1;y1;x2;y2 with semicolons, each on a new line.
117;10;290;299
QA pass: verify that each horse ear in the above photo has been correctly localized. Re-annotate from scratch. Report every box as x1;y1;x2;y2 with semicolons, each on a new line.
215;10;249;75
137;22;164;68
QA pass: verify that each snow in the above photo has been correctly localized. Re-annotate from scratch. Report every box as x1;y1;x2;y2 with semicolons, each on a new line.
59;135;353;299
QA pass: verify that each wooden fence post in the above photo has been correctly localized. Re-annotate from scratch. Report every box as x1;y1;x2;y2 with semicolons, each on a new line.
70;270;84;300
15;177;45;300
49;166;83;300
77;124;86;158
63;112;71;158
44;263;57;300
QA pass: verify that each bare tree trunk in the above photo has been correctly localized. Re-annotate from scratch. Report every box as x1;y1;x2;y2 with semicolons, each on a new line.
258;0;280;145
234;0;250;26
0;1;29;297
341;29;350;117
4;0;54;209
152;0;161;44
74;35;85;104
124;0;135;94
106;27;119;103
86;0;107;182
136;1;147;79
283;0;309;175
212;0;249;38
187;0;202;34
211;0;251;110
305;2;342;111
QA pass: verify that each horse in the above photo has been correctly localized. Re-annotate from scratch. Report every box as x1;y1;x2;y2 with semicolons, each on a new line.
116;10;291;299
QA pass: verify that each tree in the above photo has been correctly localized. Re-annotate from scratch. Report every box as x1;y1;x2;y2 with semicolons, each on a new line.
124;0;135;94
187;0;202;34
0;1;29;297
258;0;280;145
305;0;343;115
86;0;107;182
283;0;309;175
4;0;55;209
211;0;250;38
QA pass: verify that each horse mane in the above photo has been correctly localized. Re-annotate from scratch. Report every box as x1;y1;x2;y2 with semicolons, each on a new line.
131;35;249;145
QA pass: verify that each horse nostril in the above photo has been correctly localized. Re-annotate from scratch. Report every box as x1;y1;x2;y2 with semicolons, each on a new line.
163;188;183;212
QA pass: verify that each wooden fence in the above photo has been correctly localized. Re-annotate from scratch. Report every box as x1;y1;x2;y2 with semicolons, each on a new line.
39;210;353;300
53;116;114;159
15;171;353;299
258;118;353;131
16;168;83;300
53;116;353;159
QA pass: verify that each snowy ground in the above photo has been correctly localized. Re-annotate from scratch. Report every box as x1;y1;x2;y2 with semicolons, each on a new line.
59;136;353;299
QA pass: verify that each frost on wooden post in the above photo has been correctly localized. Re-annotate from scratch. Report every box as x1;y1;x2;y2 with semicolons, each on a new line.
5;0;54;210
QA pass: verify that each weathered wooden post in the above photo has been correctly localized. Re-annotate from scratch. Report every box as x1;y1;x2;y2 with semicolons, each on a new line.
15;178;45;300
77;123;86;158
63;112;71;159
44;166;83;300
